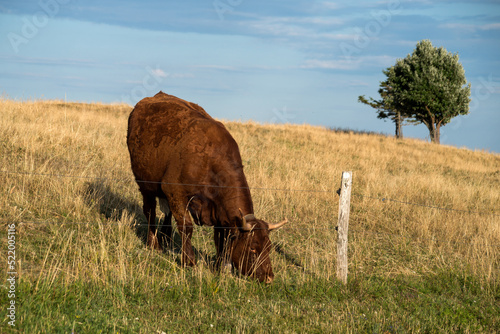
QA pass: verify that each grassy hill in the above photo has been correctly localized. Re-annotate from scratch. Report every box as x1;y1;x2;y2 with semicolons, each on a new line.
1;99;499;333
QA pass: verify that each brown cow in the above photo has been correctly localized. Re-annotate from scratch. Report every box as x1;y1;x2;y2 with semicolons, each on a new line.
127;91;287;283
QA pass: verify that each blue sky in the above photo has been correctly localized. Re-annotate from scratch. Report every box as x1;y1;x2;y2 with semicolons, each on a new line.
1;0;499;152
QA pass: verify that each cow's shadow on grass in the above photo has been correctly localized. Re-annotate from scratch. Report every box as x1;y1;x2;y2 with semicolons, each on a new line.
83;182;307;277
273;242;305;271
83;181;217;268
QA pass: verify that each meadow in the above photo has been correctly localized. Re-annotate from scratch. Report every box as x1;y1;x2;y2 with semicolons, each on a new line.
0;98;499;333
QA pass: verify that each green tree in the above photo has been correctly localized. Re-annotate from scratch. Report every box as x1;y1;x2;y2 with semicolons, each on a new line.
358;81;408;139
385;40;471;144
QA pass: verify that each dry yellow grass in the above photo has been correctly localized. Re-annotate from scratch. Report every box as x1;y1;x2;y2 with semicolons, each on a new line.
0;98;499;290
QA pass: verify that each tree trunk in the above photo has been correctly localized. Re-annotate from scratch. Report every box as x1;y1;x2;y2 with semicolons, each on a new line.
425;106;440;144
395;111;403;139
428;125;439;144
434;121;441;144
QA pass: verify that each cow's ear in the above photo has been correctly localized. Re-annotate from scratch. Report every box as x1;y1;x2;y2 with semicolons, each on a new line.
187;195;215;226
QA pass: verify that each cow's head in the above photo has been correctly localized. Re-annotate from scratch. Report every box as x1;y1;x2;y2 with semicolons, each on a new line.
230;211;287;284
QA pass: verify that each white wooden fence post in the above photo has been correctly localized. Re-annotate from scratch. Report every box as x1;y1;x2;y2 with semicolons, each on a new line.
337;171;352;285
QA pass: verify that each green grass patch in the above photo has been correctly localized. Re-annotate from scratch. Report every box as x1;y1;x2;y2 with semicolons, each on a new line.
1;268;498;333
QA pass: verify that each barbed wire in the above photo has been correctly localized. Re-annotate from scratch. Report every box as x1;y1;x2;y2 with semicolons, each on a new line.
347;224;500;248
0;169;332;193
352;193;500;217
1;219;326;230
1;168;499;217
4;219;500;247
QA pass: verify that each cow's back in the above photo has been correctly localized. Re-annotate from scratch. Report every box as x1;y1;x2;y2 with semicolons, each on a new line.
127;91;237;187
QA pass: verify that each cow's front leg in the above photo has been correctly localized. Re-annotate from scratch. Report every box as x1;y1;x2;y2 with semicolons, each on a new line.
179;224;196;266
214;226;231;271
175;214;196;266
162;184;196;266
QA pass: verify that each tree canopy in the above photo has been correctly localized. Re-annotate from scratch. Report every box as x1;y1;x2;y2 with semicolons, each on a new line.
359;40;471;144
358;81;410;139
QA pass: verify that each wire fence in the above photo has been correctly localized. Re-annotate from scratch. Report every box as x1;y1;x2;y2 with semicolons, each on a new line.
352;193;500;217
2;168;500;265
1;168;499;219
0;169;332;193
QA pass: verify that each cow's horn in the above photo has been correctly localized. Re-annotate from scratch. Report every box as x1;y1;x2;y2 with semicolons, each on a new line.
268;218;288;231
239;208;254;231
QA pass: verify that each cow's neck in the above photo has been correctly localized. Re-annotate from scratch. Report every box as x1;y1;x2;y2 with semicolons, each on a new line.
217;176;254;223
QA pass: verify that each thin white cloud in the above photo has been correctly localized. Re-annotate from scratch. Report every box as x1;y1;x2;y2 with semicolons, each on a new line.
301;55;395;71
247;18;312;38
481;23;500;30
301;59;359;70
170;73;194;79
317;2;345;11
192;64;285;72
284;16;344;26
440;22;500;32
0;55;98;67
321;32;359;40
193;65;239;71
241;13;345;40
7;71;87;84
150;68;168;78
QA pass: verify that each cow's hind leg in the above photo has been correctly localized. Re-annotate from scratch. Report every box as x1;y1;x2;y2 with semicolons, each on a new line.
142;193;161;250
176;215;196;266
159;198;173;247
